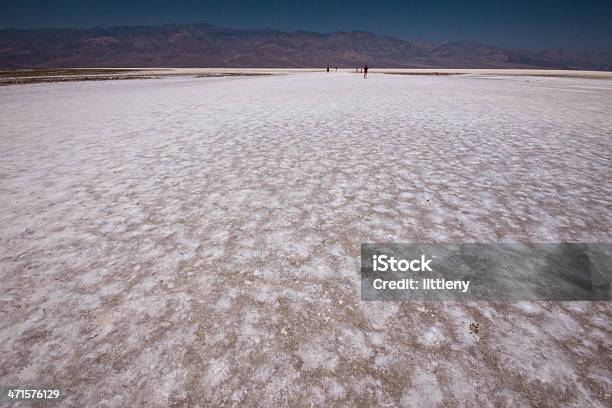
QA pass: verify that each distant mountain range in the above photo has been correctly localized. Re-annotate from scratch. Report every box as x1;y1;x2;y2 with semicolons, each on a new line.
1;23;611;70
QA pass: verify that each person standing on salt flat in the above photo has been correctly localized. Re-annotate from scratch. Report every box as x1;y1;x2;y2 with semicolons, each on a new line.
364;64;369;78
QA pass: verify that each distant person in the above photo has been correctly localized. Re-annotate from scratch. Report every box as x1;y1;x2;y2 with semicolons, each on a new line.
326;66;330;73
335;67;338;71
363;64;369;79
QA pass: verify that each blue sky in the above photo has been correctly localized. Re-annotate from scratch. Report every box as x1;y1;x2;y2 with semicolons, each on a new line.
0;0;611;51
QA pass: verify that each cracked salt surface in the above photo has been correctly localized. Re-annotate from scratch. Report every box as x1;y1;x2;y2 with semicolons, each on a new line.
0;72;611;406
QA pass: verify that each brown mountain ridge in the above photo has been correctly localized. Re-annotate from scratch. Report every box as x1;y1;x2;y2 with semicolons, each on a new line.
1;23;611;70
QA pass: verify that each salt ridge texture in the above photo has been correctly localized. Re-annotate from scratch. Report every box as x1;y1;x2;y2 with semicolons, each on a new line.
0;72;611;406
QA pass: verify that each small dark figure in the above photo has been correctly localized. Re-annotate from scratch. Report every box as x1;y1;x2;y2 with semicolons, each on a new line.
326;66;330;73
335;67;338;71
363;64;369;79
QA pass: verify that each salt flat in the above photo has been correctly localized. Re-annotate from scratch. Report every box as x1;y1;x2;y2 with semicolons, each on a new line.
0;72;611;406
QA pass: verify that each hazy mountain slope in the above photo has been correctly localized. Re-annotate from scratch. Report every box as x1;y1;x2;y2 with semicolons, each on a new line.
1;23;611;70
